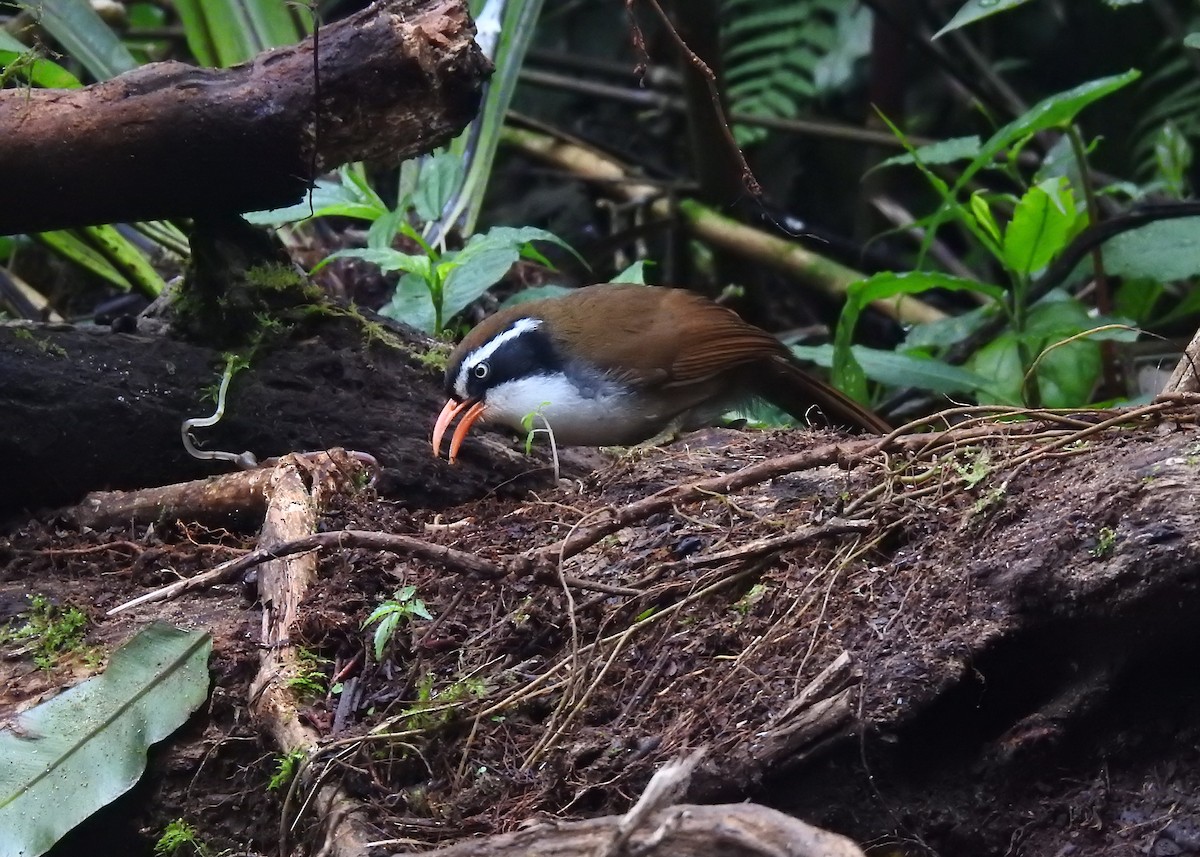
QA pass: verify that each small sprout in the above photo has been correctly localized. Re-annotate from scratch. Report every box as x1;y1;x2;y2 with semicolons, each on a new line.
155;819;205;857
521;403;560;479
268;749;306;792
363;585;433;662
1091;526;1117;558
734;583;768;616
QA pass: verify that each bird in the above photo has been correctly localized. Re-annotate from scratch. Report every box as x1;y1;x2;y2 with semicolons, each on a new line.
432;283;889;462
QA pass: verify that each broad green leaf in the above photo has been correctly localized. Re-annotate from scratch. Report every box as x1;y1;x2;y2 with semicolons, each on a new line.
0;624;211;857
934;0;1035;38
243;174;389;225
16;0;137;79
878;135;981;168
1101;216;1200;281
380;272;437;331
367;209;407;250
610;261;652;284
316;248;431;279
1153;284;1200;327
834;271;1006;400
905;305;996;350
1036;336;1101;407
964;72;1140;188
481;226;586;267
791;344;991;396
1114;278;1164;324
413;151;464;222
919;72;1140;255
1002;177;1079;276
0;50;80;88
500;284;573;307
967;334;1025;405
441;245;521;322
1184;33;1200;49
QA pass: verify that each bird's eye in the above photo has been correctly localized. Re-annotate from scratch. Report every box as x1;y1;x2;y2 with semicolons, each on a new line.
472;362;490;380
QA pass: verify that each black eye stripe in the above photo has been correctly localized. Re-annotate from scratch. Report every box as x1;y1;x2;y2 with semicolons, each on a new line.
460;327;563;399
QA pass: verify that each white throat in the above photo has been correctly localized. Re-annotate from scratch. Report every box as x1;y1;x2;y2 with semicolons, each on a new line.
481;374;640;446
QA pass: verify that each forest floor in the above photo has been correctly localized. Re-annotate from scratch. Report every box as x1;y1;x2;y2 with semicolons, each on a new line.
5;412;1200;856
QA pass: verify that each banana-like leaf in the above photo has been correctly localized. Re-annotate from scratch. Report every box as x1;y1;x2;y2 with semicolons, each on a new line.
175;0;309;68
15;0;137;80
0;624;212;857
430;0;546;242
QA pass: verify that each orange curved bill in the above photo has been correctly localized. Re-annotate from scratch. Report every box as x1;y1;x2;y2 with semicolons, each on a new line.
447;401;487;463
433;399;469;458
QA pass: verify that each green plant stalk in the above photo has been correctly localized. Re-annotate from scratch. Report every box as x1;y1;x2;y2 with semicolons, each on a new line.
434;0;548;241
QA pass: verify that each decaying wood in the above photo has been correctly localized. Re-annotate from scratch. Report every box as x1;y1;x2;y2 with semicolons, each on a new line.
68;467;276;531
1;0;489;233
247;452;378;857
407;803;865;857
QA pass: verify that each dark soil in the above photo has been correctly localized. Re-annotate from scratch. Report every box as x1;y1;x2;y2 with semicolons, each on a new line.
5;415;1200;856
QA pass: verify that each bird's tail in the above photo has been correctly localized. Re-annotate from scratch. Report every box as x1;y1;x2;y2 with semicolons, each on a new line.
755;354;891;434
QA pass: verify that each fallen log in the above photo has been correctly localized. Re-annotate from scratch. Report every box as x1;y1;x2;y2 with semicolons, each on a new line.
1;0;489;233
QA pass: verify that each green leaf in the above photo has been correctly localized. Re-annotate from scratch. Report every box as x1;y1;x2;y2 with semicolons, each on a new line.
1002;177;1080;276
1114;278;1164;324
430;0;548;239
79;225;166;297
792;344;991;396
244;172;389;225
878;135;981;168
0;50;81;88
316;248;431;279
1184;33;1200;50
905;305;996;350
441;244;521;322
1036;336;1101;408
833;271;1006;400
380;273;438;332
1101;216;1200;281
174;0;305;68
967;334;1025;405
481;226;586;267
367;209;407;250
413;151;465;222
372;611;400;662
610;261;652;284
934;0;1036;38
499;284;574;307
969;192;1003;247
33;231;132;291
16;0;138;79
1153;121;1192;199
0;624;211;857
966;72;1140;186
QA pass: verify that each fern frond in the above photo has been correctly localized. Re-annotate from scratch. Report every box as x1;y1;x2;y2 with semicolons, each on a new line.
720;0;868;145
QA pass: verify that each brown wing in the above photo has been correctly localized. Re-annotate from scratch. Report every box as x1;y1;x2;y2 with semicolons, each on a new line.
545;284;786;389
